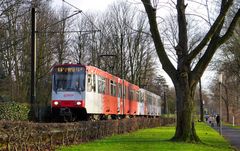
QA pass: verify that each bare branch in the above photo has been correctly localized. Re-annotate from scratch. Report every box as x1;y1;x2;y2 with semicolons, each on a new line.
219;9;240;44
141;0;176;80
188;0;234;62
185;13;211;25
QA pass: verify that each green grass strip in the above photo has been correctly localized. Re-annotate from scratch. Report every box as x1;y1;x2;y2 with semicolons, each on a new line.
58;122;233;151
224;123;240;129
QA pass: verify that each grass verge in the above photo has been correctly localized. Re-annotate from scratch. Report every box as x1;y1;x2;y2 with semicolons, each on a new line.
224;123;240;129
58;122;233;151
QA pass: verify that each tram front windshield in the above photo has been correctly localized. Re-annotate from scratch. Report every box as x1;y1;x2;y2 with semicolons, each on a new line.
53;66;86;92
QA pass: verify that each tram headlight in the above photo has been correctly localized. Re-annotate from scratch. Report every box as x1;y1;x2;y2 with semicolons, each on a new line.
76;101;81;106
54;101;59;106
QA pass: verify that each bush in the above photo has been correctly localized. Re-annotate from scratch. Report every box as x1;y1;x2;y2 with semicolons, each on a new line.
0;102;30;120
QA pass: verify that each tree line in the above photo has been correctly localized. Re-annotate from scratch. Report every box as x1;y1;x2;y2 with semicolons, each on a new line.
208;17;240;123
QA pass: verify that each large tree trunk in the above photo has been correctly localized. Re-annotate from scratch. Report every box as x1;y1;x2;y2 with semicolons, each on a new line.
173;79;200;142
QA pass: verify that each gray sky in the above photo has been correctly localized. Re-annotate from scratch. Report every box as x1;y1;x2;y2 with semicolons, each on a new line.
52;0;117;12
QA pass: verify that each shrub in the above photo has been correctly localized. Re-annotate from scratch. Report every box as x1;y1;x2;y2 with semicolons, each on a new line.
0;102;30;120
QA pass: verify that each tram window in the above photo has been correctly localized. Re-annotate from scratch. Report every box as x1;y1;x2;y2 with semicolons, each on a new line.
136;91;139;102
129;90;134;100
87;74;92;92
152;97;155;105
118;84;122;98
140;92;144;103
128;88;130;100
124;86;127;99
133;90;136;100
93;74;96;92
113;82;116;96
150;96;152;105
147;94;152;104
98;76;105;94
110;80;116;96
106;79;109;95
158;99;161;106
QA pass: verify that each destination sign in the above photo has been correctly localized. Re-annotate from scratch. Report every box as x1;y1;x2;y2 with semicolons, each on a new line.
55;66;85;73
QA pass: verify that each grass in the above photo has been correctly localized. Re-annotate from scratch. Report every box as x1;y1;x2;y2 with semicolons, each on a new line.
224;123;240;129
58;122;233;151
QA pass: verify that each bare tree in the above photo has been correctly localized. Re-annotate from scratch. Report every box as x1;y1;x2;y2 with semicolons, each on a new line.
0;0;32;102
0;0;60;104
53;5;72;64
141;0;240;142
102;1;156;85
72;16;91;64
73;1;158;87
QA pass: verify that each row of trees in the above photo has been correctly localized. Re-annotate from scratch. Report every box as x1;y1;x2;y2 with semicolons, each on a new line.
0;0;170;112
208;19;240;123
0;0;58;106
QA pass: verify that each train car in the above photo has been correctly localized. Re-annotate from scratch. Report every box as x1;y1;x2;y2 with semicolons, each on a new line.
51;63;161;121
51;64;87;121
85;65;122;119
139;89;162;116
122;81;139;116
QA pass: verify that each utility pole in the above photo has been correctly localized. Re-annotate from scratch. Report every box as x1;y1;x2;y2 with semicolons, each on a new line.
120;33;124;115
30;4;37;121
198;53;204;122
219;73;223;135
163;90;167;114
163;84;168;114
199;78;204;121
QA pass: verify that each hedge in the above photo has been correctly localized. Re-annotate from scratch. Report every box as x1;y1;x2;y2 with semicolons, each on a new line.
0;117;175;150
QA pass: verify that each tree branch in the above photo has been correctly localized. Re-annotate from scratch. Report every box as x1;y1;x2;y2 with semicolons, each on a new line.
191;1;239;83
219;9;240;44
176;0;188;55
188;0;234;61
141;0;176;80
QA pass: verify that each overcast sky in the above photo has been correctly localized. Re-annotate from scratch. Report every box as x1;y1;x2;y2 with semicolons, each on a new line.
52;0;118;12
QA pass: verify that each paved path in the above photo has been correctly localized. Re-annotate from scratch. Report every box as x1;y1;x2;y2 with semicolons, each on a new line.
213;125;240;150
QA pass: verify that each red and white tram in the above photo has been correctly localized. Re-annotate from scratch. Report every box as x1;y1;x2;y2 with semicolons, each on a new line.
51;64;161;121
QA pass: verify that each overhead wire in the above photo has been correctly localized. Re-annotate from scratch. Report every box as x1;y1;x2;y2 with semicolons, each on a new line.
38;10;82;32
61;0;122;46
62;0;100;33
37;29;101;34
61;0;104;56
0;0;82;52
